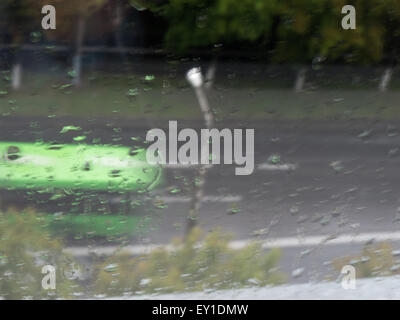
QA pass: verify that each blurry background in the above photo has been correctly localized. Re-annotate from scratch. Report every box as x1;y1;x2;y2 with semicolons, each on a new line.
1;0;400;92
2;0;400;299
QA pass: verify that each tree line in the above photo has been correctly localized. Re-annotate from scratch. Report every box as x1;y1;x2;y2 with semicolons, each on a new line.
0;0;399;90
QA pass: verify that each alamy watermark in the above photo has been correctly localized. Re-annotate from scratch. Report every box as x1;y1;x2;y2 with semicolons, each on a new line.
41;5;56;30
146;121;255;176
41;265;56;290
40;4;354;31
341;265;356;290
341;5;356;30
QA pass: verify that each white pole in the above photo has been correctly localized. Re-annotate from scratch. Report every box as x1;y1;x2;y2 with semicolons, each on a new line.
185;67;214;234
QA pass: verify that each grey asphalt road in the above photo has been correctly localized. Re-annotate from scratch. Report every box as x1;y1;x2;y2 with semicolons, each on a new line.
2;116;400;284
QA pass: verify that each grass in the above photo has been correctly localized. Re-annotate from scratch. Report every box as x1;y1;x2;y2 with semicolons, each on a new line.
1;69;400;121
0;70;201;119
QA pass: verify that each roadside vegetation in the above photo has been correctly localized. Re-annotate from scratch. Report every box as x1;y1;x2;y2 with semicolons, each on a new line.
0;209;82;299
0;212;285;298
332;242;400;279
94;227;285;296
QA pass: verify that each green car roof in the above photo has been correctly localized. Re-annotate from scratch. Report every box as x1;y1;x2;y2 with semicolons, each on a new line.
0;142;162;192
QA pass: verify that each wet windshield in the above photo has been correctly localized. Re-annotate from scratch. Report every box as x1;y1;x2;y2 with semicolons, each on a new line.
0;0;399;301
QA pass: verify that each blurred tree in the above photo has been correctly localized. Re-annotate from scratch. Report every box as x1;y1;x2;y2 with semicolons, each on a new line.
276;0;400;91
152;0;277;52
112;0;127;62
0;0;109;88
273;0;336;91
154;0;400;91
368;0;400;91
0;0;42;89
315;0;391;91
151;0;277;90
42;0;108;85
2;0;400;91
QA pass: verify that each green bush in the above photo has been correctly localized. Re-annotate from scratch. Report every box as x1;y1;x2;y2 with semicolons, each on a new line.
332;242;399;279
0;208;81;299
94;227;285;296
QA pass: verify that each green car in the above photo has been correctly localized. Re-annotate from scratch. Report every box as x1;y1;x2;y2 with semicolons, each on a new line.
0;142;163;239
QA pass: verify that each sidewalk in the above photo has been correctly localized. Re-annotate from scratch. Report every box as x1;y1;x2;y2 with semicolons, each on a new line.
112;276;400;300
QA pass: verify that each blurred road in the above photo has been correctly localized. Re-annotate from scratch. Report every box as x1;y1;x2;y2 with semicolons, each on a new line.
2;116;400;283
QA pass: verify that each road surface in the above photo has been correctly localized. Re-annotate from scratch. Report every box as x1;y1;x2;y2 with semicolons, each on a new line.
2;116;400;284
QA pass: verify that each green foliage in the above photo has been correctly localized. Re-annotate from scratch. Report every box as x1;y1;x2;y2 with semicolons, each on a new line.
313;0;389;64
332;242;400;278
0;208;81;299
2;0;400;64
154;0;277;52
0;0;43;45
94;227;285;296
274;0;327;63
154;0;400;64
273;0;373;63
